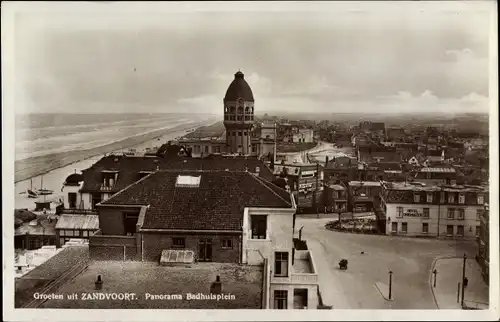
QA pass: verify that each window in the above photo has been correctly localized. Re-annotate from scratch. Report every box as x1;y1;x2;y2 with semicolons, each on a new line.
447;208;455;220
413;193;421;203
426;193;433;203
396;207;403;218
458;194;465;204
457;209;465;220
251;215;267;239
440;192;445;204
476;209;483;221
446;225;454;236
238;132;242;136
422;223;429;233
423;208;430;218
274;290;288;309
477;194;484;205
68;192;77;208
222;239;233;249
274;252;289;277
401;222;408;233
204;146;209;154
476;226;481;237
448;193;455;204
82;231;88;237
457;225;464;236
123;212;139;236
172;238;185;248
244;132;247;136
66;230;74;237
391;222;398;232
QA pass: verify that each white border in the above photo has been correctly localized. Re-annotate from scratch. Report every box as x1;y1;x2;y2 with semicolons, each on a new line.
2;1;498;321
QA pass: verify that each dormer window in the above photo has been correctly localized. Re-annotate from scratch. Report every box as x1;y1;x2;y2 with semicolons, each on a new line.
426;193;433;203
448;193;455;204
139;171;154;180
413;193;421;203
101;170;119;190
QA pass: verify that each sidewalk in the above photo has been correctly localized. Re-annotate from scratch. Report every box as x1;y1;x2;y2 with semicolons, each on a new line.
432;257;489;310
306;239;351;309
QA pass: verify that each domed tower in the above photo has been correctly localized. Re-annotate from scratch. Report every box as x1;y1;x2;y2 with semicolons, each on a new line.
223;71;255;154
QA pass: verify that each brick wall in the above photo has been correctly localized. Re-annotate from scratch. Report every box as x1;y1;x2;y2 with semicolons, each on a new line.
142;232;241;263
90;245;137;261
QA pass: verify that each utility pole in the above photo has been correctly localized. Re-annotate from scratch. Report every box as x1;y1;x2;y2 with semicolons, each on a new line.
433;269;438;288
437;187;442;238
316;162;320;218
461;253;467;308
388;271;393;300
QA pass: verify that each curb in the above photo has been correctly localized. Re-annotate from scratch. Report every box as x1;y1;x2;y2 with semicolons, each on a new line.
429;255;462;310
374;283;394;301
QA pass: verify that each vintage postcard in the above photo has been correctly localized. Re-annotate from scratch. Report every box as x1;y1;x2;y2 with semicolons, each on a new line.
2;1;498;321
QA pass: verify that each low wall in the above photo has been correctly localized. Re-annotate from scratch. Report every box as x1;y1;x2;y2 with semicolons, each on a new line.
89;235;137;261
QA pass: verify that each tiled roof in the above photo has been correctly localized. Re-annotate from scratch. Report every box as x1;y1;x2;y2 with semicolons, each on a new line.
15;218;57;236
101;170;292;230
80;155;274;193
55;215;99;230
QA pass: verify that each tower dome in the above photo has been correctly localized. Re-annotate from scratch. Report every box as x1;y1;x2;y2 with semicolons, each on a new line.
224;71;254;102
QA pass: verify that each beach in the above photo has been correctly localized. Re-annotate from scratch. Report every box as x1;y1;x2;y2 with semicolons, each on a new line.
14;114;217;210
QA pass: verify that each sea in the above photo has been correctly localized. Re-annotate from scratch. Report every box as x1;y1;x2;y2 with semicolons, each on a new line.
13;113;216;210
15;113;213;161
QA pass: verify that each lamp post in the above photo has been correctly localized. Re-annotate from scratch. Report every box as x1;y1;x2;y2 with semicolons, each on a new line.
461;253;467;307
433;269;438;287
388;270;393;300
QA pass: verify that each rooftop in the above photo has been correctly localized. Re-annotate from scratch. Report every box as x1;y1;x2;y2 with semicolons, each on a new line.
15;217;56;236
40;261;263;309
15;246;89;308
420;167;456;173
100;170;292;231
383;181;488;192
80;154;275;193
55;214;99;231
349;181;381;187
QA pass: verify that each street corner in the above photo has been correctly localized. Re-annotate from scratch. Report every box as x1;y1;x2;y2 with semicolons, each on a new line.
374;282;394;301
432;256;489;310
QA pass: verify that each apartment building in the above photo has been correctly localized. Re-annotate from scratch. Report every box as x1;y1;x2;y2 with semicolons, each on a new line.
380;182;488;239
90;169;320;309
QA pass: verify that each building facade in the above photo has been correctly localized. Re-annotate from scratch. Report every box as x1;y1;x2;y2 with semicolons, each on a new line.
477;204;489;282
380;182;488;239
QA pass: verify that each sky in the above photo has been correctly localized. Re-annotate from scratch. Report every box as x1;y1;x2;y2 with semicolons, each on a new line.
6;1;495;115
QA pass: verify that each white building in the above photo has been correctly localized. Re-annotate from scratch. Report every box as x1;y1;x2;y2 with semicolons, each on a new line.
380;182;488;239
293;129;314;143
242;202;320;309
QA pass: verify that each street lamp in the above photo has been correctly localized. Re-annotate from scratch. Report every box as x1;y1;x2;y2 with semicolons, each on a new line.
461;253;467;307
388;270;393;300
433;269;438;287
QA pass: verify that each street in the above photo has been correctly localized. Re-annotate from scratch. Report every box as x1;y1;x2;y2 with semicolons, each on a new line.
296;216;478;309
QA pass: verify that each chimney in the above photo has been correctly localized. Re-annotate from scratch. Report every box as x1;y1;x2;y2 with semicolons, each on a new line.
210;275;222;294
95;275;103;290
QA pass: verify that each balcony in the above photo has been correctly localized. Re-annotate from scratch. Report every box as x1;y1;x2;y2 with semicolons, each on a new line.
291;250;318;285
100;184;114;192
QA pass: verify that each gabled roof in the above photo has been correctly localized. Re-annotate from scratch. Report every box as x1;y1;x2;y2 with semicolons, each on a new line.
80;155;274;193
100;170;292;231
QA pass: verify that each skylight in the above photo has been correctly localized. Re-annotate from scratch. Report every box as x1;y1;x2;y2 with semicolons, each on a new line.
175;175;201;187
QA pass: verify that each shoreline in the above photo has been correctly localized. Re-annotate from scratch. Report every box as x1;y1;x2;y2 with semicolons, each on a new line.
14;120;213;183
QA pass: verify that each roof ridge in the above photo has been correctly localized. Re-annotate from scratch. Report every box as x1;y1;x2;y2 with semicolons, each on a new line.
248;173;291;206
